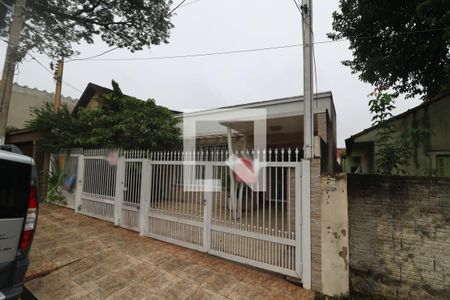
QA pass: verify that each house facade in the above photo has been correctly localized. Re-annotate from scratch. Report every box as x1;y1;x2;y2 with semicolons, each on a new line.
7;83;77;129
54;90;349;295
345;92;450;176
181;91;338;173
5;84;77;192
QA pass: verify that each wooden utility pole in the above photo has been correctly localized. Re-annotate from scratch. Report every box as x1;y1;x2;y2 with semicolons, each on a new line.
53;58;64;111
0;0;27;145
53;57;65;173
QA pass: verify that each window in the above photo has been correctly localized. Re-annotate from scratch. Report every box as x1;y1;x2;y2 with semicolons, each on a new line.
437;156;450;177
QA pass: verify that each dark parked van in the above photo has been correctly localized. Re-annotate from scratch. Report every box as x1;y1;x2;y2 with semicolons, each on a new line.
0;148;39;299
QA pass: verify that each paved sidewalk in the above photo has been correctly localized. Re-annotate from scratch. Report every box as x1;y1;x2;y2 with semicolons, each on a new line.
25;204;315;299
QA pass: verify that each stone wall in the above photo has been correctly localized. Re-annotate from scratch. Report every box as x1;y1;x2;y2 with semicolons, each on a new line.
348;174;450;299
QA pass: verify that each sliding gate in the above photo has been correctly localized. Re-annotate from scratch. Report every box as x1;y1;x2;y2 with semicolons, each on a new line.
143;150;303;278
64;149;304;278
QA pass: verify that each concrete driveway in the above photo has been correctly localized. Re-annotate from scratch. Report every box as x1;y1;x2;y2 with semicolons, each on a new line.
25;204;315;299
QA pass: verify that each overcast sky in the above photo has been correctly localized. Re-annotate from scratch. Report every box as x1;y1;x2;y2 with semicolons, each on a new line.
0;0;422;146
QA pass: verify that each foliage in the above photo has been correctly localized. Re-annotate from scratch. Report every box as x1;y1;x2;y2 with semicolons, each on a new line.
45;159;65;203
369;90;429;174
0;0;174;61
5;125;19;133
27;81;181;152
329;0;450;99
26;102;78;151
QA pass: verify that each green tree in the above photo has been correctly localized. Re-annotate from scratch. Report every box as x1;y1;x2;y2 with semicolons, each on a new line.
369;90;429;174
26;102;78;151
27;81;181;152
329;0;450;99
0;0;176;61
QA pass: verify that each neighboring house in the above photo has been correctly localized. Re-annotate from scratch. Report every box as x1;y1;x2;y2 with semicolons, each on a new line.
7;83;77;130
182;91;337;173
345;91;450;176
74;82;181;114
71;82;113;113
5;84;78;193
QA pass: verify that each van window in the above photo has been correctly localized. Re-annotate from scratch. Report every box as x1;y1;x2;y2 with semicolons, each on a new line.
0;159;31;219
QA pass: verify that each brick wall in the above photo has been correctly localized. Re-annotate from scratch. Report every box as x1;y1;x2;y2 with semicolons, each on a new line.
348;175;450;299
311;158;322;291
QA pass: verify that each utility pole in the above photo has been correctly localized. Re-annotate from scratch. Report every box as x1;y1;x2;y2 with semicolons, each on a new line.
0;0;27;145
302;0;314;160
53;57;65;173
300;0;313;290
53;58;64;111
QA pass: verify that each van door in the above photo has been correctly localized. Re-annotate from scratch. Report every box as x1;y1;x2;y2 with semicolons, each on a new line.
0;156;31;289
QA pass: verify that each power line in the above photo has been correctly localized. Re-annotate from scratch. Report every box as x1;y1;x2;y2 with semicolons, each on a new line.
292;0;301;13
61;79;83;93
62;25;450;63
65;0;204;63
0;0;12;11
25;53;53;76
168;0;188;15
0;0;12;12
180;0;204;8
293;3;319;98
312;36;319;99
65;43;311;62
0;38;83;93
26;53;83;93
66;47;119;63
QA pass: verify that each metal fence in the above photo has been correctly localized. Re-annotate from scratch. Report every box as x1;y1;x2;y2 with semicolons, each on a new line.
55;148;308;279
50;150;81;209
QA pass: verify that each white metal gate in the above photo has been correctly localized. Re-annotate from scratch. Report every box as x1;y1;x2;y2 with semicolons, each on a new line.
141;149;303;277
120;154;144;231
79;149;117;221
144;152;206;250
61;148;306;279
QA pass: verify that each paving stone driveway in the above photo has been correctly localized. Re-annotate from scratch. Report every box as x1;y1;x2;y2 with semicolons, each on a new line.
25;204;315;299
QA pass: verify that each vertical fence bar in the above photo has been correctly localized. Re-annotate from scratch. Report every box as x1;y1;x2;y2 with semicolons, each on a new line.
114;154;125;226
74;153;84;213
203;162;213;252
139;159;152;236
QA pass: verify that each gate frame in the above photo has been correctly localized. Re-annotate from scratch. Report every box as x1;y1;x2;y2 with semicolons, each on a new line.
74;154;84;212
67;149;312;287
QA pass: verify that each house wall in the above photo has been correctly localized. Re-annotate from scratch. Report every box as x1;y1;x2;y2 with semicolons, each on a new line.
344;142;374;174
348;174;450;299
7;84;77;129
194;112;338;173
86;98;101;109
348;95;450;176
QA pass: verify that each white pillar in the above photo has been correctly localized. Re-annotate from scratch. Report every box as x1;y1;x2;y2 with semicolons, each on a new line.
74;154;84;213
139;159;152;236
114;155;125;226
